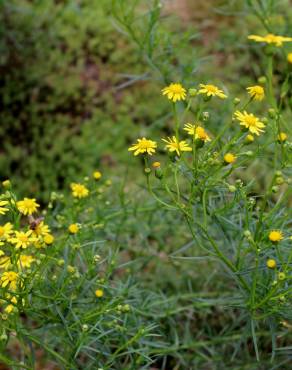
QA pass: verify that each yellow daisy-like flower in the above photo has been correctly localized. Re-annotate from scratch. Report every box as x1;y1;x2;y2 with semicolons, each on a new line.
32;221;50;238
277;132;287;142
246;85;265;101
5;304;15;314
17;255;35;269
198;84;227;99
93;171;102;180
0;271;18;290
0;223;13;241
10;230;37;250
68;223;79;234
161;83;186;102
268;230;283;243
162;136;192;156
183;124;211;142
234;111;265;136
70;183;89;198
17;198;40;215
224;153;237;164
288;53;292;64
95;289;104;298
0;200;9;215
248;33;292;47
266;259;276;269
128;138;157;156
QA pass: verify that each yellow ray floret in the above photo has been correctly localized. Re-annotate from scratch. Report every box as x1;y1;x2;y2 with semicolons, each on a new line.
161;83;186;102
234;111;265;136
0;200;9;215
248;33;292;47
128;138;157;156
162;136;192;156
198;84;227;99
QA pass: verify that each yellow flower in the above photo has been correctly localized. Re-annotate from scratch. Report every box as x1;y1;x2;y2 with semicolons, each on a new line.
246;85;265;101
17;255;35;269
152;162;161;168
70;183;89;198
17;198;40;215
0;200;9;215
224;153;237;164
43;234;54;245
32;221;50;238
162;136;192;156
288;53;292;64
198;84;227;99
10;230;37;250
0;223;13;241
234;111;265;136
95;289;104;298
266;259;276;269
161;83;186;102
269;230;283;243
183;124;211;142
128;138;157;156
277;132;287;142
0;271;18;290
68;223;79;234
93;171;102;180
248;33;292;47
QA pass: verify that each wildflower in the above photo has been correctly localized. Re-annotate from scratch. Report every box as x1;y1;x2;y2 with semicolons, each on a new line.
246;85;265;101
95;289;104;298
0;200;9;215
183;124;211;142
17;198;40;215
162;136;192;156
248;33;292;47
0;271;18;290
234;111;265;136
277;132;287;142
269;230;283;243
288;53;292;64
70;183;89;198
2;180;11;189
93;171;102;180
128;138;157;156
0;223;13;241
266;259;276;269
43;234;54;245
17;255;35;269
198;84;227;99
68;224;79;234
224;153;236;164
10;230;37;250
32;221;50;238
161;83;186;102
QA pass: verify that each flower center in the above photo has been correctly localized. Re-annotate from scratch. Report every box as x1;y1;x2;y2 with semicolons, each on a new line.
19;234;28;243
245;115;257;126
0;227;4;237
206;85;217;93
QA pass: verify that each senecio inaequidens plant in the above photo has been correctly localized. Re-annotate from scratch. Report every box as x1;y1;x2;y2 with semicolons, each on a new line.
129;33;292;360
